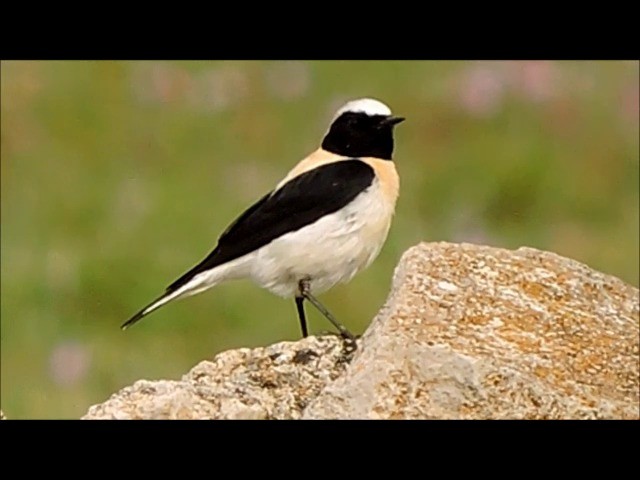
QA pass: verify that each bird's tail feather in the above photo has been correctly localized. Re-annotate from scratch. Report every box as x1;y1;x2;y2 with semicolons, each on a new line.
121;288;187;330
121;259;238;330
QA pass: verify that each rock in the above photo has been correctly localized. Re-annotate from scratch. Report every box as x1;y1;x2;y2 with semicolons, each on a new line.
83;335;354;419
84;242;639;420
304;242;639;419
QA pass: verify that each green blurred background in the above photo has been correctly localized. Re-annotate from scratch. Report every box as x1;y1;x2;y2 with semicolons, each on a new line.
1;60;638;419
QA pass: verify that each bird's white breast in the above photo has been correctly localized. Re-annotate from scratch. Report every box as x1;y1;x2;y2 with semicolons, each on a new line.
249;173;397;298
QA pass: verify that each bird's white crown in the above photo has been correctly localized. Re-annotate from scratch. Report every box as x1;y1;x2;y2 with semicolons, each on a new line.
332;98;392;122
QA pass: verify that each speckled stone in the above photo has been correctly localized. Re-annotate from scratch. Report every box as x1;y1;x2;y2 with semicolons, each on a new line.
83;242;639;420
303;242;640;419
82;335;354;419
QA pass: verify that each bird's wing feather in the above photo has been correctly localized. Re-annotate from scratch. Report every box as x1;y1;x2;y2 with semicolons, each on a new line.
166;159;375;292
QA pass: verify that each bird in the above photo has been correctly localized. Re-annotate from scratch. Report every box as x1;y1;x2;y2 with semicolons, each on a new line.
122;97;404;340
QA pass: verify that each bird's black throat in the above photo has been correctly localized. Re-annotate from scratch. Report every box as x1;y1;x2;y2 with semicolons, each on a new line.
321;112;396;160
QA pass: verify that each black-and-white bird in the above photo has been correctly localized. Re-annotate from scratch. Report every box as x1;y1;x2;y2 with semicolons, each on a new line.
122;98;404;340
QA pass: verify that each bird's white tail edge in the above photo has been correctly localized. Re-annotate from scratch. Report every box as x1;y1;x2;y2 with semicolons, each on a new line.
145;272;227;314
121;254;255;330
142;288;189;316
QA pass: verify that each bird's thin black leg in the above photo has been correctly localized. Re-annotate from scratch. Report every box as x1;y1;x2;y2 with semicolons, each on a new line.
298;279;356;341
295;296;308;338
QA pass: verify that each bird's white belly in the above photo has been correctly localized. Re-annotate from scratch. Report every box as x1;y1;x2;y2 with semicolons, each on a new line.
250;182;394;298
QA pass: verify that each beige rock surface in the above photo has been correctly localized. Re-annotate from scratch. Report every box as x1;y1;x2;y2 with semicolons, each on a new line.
305;242;639;419
84;242;639;420
83;335;354;419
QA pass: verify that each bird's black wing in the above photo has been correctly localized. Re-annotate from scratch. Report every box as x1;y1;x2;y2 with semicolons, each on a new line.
166;159;375;292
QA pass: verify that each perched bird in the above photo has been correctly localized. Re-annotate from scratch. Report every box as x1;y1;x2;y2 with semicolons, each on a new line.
122;98;404;340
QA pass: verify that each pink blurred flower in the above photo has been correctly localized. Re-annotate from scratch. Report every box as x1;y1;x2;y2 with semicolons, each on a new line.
131;63;193;105
456;63;506;118
454;61;563;117
620;82;639;125
509;61;559;103
265;61;311;101
131;63;252;112
188;65;250;113
48;341;91;387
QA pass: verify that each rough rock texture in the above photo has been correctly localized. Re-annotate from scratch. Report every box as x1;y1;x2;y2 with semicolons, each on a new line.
83;335;354;419
304;243;639;419
84;242;639;420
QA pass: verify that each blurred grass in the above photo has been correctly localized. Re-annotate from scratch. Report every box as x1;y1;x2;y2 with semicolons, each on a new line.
1;60;638;419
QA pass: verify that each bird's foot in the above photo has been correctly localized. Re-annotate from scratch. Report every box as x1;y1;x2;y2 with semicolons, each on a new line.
319;329;359;356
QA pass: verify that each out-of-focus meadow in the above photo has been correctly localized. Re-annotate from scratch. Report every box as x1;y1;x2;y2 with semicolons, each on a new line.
1;61;638;418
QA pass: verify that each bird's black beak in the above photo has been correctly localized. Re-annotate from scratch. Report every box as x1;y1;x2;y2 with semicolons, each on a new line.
380;116;405;127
